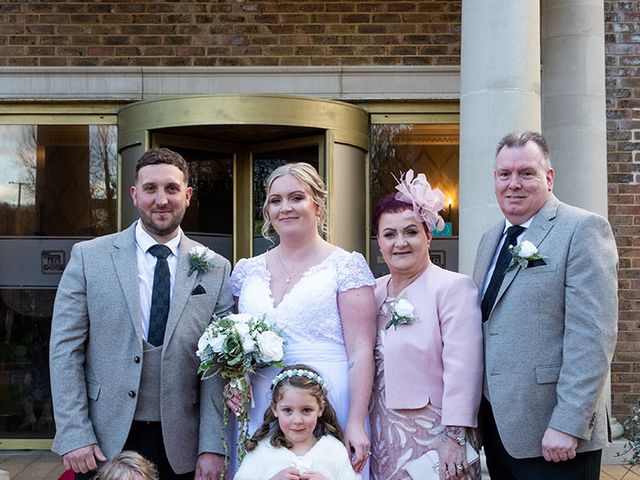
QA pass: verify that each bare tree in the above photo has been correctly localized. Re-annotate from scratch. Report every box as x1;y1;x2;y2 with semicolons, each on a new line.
89;125;117;233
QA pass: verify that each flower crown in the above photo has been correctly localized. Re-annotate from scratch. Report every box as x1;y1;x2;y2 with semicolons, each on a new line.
271;368;326;389
394;169;445;232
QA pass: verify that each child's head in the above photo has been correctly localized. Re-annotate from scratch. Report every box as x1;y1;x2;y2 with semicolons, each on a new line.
94;451;158;480
245;364;344;451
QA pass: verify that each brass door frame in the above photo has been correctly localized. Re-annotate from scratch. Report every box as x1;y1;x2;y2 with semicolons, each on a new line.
118;95;369;259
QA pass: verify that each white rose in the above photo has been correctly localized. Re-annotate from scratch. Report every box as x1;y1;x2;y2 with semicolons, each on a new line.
242;335;256;353
208;334;225;353
197;332;225;356
518;240;538;258
196;332;211;357
394;298;414;317
235;321;251;338
256;331;284;363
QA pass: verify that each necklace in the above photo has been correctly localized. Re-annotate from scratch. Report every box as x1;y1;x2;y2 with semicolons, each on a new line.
276;246;317;283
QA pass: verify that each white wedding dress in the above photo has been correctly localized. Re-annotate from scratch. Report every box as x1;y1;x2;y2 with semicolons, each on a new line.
231;247;375;474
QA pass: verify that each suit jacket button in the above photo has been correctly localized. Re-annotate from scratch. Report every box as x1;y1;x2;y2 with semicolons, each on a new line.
134;356;140;363
128;390;136;398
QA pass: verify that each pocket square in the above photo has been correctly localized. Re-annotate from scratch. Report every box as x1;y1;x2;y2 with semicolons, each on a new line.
191;284;207;295
527;258;547;268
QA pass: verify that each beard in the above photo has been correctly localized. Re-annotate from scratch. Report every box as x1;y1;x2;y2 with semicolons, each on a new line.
138;208;185;238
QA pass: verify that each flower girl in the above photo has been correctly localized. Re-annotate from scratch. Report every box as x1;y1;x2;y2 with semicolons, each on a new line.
234;364;358;480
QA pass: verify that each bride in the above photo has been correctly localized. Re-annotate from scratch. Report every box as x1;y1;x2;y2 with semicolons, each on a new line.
229;162;376;476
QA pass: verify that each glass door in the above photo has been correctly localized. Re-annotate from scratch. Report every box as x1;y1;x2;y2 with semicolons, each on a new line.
251;136;322;256
153;134;235;261
152;131;323;263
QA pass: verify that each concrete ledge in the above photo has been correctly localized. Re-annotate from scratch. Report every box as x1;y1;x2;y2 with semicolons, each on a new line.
0;65;460;102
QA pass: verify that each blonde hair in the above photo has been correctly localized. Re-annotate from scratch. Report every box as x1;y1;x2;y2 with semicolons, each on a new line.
94;451;158;480
261;162;328;240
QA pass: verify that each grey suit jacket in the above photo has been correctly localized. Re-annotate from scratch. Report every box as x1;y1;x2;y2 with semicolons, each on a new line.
50;222;233;473
472;195;618;459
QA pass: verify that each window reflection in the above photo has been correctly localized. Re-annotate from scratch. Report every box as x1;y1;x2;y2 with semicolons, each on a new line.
370;124;460;274
0;124;118;236
0;123;117;440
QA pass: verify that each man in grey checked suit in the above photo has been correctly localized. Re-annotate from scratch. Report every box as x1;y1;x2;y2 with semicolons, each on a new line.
50;148;233;479
473;131;618;479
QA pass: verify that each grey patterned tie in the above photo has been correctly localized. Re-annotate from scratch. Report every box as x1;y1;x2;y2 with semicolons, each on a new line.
481;225;525;322
148;244;172;346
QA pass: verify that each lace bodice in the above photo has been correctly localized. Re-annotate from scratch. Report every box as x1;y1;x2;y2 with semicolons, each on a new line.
231;248;375;345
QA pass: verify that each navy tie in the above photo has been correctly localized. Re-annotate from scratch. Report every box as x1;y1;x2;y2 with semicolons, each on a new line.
148;244;172;346
481;225;525;322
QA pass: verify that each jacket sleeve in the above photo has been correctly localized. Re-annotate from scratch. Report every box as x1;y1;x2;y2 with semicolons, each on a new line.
49;242;98;455
198;257;235;455
548;213;618;439
439;274;484;428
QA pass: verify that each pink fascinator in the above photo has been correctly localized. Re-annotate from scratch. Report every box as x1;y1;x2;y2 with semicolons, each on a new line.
394;169;445;232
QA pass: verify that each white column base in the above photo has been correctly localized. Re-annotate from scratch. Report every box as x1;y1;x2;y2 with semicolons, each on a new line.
0;469;9;480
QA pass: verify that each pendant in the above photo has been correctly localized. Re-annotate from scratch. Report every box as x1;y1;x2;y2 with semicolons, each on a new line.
285;277;290;283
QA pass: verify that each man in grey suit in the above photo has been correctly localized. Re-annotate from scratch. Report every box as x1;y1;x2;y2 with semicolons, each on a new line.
473;131;618;479
50;148;233;479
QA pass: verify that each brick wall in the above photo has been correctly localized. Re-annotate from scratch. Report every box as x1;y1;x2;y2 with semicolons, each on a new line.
0;0;461;66
605;0;640;424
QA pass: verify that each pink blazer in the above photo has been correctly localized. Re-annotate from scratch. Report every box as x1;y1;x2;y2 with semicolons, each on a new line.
374;264;483;427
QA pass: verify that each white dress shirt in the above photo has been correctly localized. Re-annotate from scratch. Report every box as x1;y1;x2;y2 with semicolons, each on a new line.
134;221;182;341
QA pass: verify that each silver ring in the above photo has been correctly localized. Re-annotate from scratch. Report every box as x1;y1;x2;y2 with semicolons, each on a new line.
365;451;371;456
456;464;464;472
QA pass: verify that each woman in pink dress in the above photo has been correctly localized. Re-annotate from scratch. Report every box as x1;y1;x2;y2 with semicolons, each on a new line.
369;171;483;480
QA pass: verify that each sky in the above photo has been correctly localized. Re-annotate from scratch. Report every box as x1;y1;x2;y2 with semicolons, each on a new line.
0;125;28;205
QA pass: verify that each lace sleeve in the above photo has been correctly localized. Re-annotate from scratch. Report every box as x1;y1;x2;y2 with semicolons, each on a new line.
336;251;376;293
230;258;249;297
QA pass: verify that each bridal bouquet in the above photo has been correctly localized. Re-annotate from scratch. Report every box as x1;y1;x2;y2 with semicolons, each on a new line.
196;313;284;465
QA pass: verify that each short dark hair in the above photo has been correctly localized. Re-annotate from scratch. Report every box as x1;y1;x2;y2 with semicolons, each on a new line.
135;148;189;182
372;193;430;236
496;131;551;169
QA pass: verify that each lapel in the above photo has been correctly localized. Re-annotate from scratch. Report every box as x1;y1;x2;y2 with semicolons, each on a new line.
112;223;144;341
476;222;506;288
493;195;558;307
163;234;200;347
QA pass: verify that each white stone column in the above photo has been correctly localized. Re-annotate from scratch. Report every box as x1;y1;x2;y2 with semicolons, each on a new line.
459;0;542;274
541;0;624;449
541;0;608;217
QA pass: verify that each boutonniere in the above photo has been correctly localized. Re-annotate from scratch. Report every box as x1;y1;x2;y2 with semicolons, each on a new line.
385;294;418;330
506;240;545;272
188;246;216;277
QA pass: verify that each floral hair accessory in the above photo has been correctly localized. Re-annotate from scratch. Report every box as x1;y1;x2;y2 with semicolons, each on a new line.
271;368;326;389
394;169;445;232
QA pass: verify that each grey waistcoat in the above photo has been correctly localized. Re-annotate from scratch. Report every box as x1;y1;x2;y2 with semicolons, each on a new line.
133;340;162;421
